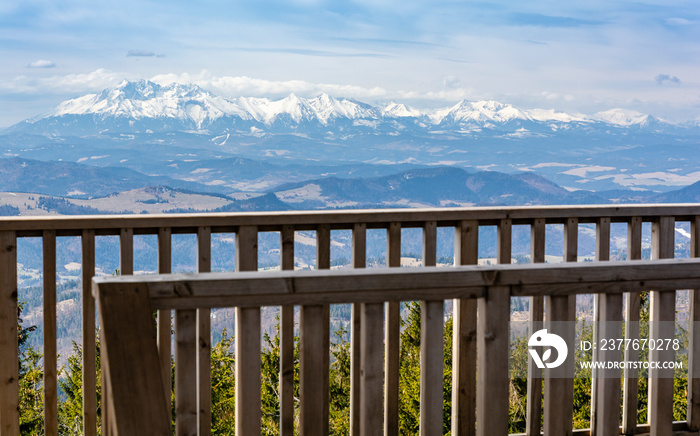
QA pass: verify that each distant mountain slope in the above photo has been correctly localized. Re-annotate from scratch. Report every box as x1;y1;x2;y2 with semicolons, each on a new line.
271;167;608;209
0;157;226;198
653;181;700;203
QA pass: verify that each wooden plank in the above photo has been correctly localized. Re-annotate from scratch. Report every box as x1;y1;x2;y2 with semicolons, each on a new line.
498;218;512;264
94;281;170;436
526;218;545;436
360;302;384;436
0;231;19;436
423;221;437;267
384;221;401;436
316;223;331;433
688;216;700;431
7;204;700;234
196;226;212;436
589;219;609;435
350;223;366;436
129;257;700;308
648;217;675;436
157;227;172;420
544;218;577;436
43;230;58;436
279;225;295;436
300;305;327;435
623;216;642;435
593;218;623;436
82;229;97;436
476;286;510;436
176;309;198;436
420;299;444;435
452;220;478;436
419;220;442;434
235;225;261;435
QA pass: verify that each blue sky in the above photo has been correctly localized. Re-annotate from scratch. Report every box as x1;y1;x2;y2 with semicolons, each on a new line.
1;0;698;126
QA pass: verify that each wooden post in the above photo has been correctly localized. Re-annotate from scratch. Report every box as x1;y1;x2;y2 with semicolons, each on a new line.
420;221;443;436
688;216;700;431
280;225;295;436
197;226;212;436
526;218;545;436
622;216;642;435
300;304;326;435
316;224;331;434
82;229;97;436
0;231;19;436
235;225;261;435
384;222;401;436
544;218;576;436
648;217;675;436
350;223;366;436
360;302;384;436
452;220;478;436
157;227;172;422
95;281;170;436
43;230;58;436
476;286;510;436
593;218;623;436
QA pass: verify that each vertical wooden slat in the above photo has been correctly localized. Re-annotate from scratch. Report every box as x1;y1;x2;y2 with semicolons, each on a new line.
197;226;212;436
475;220;511;436
157;227;172;422
688;216;700;431
420;220;443;435
43;230;58;436
350;223;366;436
593;218;623;436
526;218;545;436
316;224;331;434
623;216;642;435
384;222;401;436
452;220;478;436
476;286;510;436
95;281;170;436
0;231;19;436
420;298;444;436
82;229;97;436
544;218;577;436
279;225;295;436
235;225;261;435
649;217;675;436
120;228;134;276
300;304;327;434
175;308;197;436
360;302;384;436
423;220;437;267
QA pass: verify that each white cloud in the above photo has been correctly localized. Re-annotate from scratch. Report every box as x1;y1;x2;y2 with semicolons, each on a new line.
151;71;388;100
27;59;56;68
0;69;125;94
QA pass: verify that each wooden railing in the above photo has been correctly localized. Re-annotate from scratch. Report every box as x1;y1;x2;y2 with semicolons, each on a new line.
2;204;700;435
94;259;700;436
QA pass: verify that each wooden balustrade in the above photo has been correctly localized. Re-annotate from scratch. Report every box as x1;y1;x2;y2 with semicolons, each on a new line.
0;204;699;435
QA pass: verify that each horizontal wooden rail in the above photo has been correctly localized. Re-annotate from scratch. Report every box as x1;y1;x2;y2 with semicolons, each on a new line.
2;203;700;235
95;258;700;308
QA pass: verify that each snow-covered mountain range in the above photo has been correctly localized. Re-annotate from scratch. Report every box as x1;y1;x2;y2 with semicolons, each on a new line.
5;79;688;136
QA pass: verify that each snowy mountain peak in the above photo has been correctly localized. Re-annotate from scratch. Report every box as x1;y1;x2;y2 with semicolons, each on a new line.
433;99;529;124
8;79;683;136
383;102;421;118
592;108;652;127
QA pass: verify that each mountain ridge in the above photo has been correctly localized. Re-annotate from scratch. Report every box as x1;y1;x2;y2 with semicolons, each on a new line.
4;79;690;137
